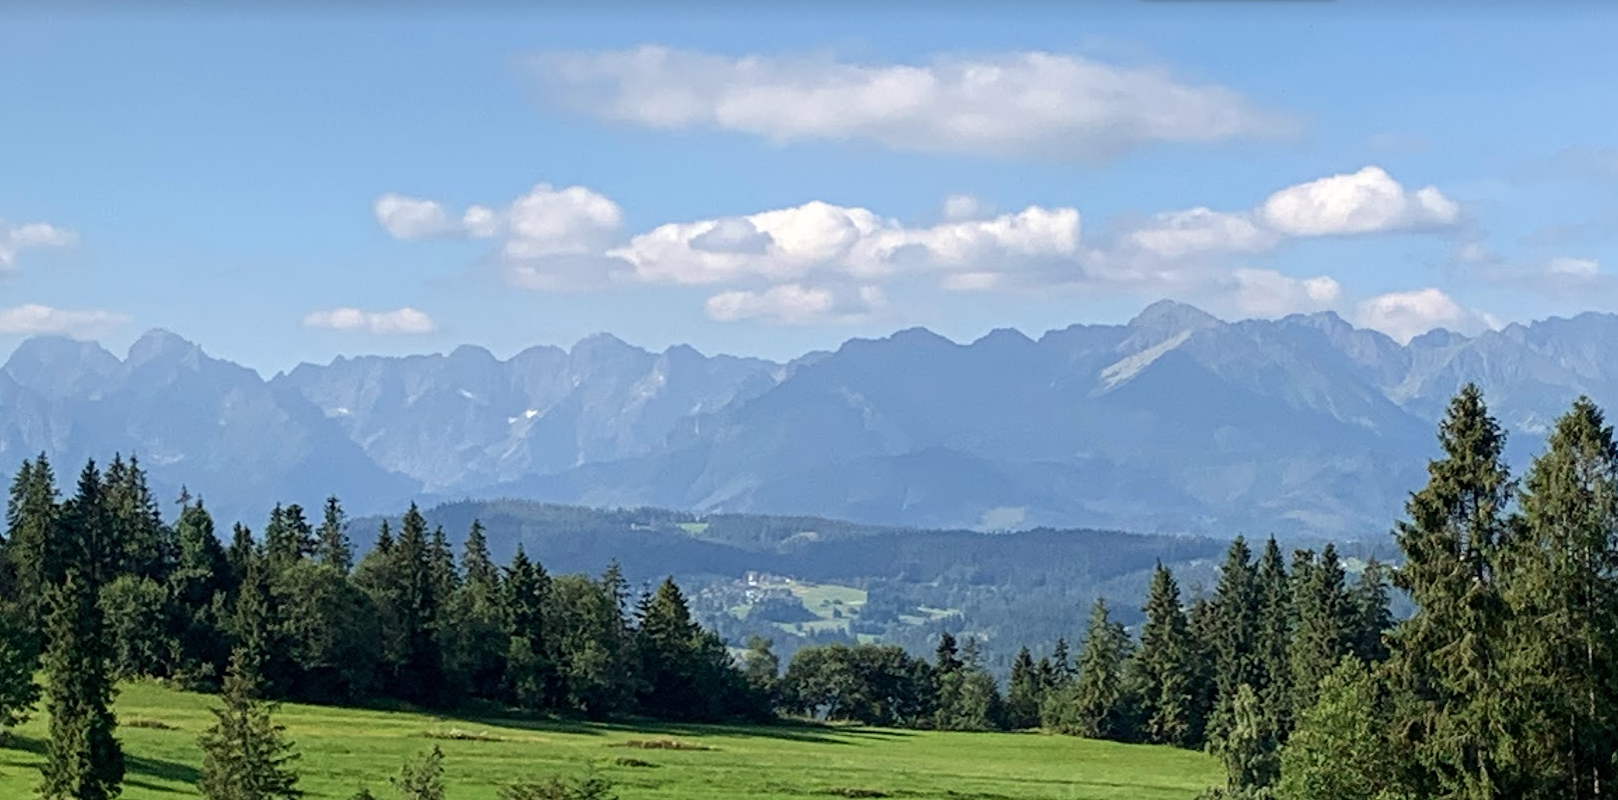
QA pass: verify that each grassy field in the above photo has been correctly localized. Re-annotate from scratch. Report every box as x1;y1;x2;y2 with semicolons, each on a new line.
0;681;1221;799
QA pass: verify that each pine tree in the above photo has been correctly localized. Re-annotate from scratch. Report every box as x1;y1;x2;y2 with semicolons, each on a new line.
40;572;125;800
233;557;289;699
40;460;125;800
227;524;256;596
103;454;172;582
1219;683;1277;792
1348;559;1393;665
1389;384;1517;799
441;520;506;700
262;505;294;567
1066;598;1131;740
392;505;445;705
934;632;962;675
503;548;553;710
1207;536;1260;748
1130;563;1198;746
1006;647;1043;730
6;455;59;623
315;496;352;575
635;577;712;719
391;747;445;800
1288;544;1354;719
197;647;302;800
1503;396;1618;799
1254;537;1292;740
1049;637;1074;688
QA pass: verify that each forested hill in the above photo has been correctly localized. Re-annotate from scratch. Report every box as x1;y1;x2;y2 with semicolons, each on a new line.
354;499;1388;669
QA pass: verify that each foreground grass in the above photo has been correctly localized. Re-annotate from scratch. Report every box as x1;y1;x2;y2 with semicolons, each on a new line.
0;681;1219;799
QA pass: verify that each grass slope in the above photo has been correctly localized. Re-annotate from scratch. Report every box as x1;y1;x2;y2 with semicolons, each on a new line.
0;681;1219;799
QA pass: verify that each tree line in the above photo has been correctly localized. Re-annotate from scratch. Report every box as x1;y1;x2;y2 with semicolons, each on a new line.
4;382;1618;800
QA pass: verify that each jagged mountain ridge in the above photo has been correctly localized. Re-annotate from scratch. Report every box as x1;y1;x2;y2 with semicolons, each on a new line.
4;301;1616;538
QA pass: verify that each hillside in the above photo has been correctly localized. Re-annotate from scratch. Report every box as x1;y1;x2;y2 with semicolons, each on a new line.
358;500;1364;668
9;301;1618;537
0;680;1222;799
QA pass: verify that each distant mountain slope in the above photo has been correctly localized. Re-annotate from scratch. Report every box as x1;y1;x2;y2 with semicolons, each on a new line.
7;301;1618;537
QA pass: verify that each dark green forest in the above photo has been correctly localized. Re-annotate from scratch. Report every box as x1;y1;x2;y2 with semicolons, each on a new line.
2;383;1617;799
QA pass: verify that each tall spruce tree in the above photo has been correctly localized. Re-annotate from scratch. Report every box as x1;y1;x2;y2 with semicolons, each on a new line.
314;496;352;575
1389;384;1517;800
1005;647;1043;730
391;504;445;705
1064;598;1131;740
1288;544;1354;719
1207;536;1260;749
40;460;124;800
197;646;302;800
6;455;59;623
1254;537;1292;741
1129;563;1198;746
502;547;554;710
1504;396;1618;799
1349;559;1393;665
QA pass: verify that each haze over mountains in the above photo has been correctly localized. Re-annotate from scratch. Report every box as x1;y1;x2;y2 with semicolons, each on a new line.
3;300;1614;540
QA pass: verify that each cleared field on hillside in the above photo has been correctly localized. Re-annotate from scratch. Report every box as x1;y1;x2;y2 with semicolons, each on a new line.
0;681;1220;799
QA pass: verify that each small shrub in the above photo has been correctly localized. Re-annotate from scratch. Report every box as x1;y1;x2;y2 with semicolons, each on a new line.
123;718;177;730
500;773;617;800
615;738;714;751
611;757;657;768
421;727;504;742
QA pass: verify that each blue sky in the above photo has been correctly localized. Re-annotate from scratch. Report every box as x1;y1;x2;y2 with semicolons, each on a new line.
2;4;1616;374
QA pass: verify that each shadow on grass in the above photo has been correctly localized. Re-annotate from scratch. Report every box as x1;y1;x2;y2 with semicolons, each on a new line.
458;712;916;746
2;735;200;787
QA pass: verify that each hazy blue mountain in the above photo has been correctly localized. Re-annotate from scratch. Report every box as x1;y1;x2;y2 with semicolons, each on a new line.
8;302;1618;538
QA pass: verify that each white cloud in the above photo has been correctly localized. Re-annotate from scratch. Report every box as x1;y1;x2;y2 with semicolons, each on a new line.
610;200;1081;287
374;184;619;252
0;221;78;271
379;165;1469;327
1354;288;1497;343
531;46;1291;161
302;307;438;335
502;184;624;259
1121;208;1278;260
703;283;888;325
0;304;126;337
1224;269;1343;317
1546;256;1599;280
1259;166;1460;237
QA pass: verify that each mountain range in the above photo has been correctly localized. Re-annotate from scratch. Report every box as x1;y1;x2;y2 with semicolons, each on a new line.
4;300;1616;539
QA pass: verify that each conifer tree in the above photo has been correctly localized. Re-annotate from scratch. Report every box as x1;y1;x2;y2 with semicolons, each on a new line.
1064;598;1131;740
1348;559;1393;665
391;504;445;705
503;547;553;710
1006;647;1044;730
315;496;352;575
1218;683;1277;792
227;524;256;596
40;573;124;800
1130;563;1198;746
197;647;302;800
442;520;506;700
1288;544;1353;718
1207;536;1259;748
1049;637;1073;688
1254;537;1292;739
1504;396;1618;799
1389;384;1517;799
103;454;172;582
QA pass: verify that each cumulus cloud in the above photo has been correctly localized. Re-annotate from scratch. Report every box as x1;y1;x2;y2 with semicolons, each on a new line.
0;304;126;337
609;200;1080;287
374;184;618;252
1258;166;1460;237
703;284;888;325
1121;208;1278;260
1224;269;1343;317
530;46;1291;161
378;165;1470;327
302;307;438;335
1354;288;1498;344
0;221;77;271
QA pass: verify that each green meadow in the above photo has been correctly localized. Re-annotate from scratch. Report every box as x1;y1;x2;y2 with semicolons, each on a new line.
0;681;1220;799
